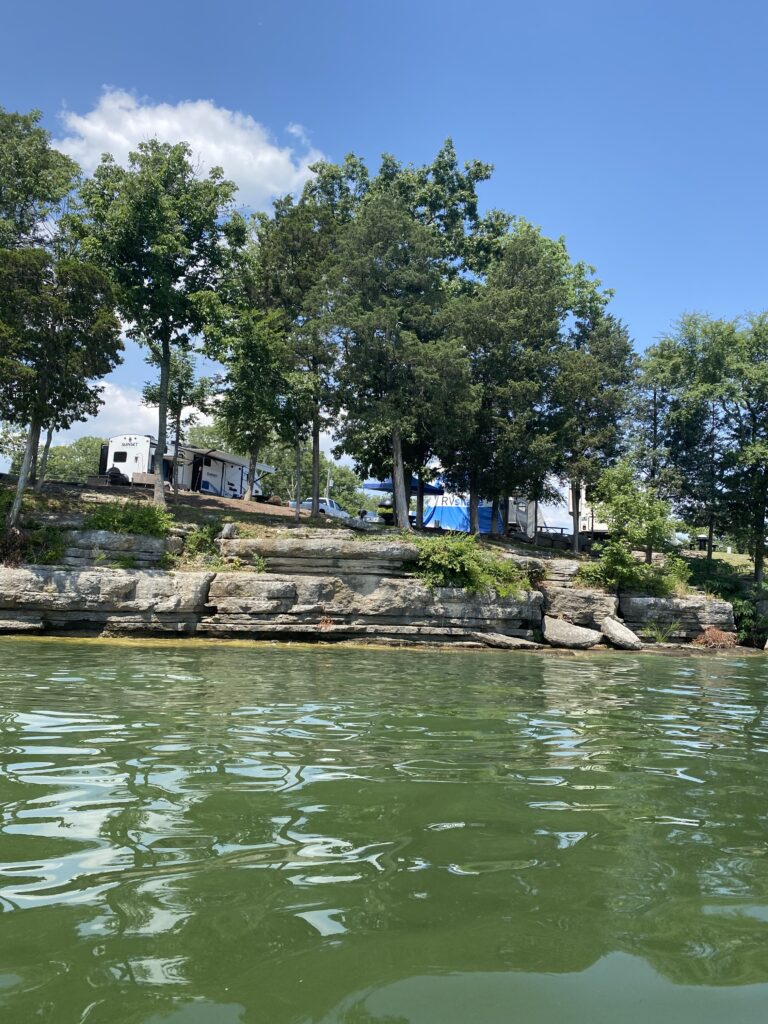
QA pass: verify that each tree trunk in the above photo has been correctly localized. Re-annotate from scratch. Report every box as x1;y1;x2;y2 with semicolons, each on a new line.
311;407;321;516
571;481;581;554
533;499;539;542
34;427;54;492
295;437;302;523
153;338;171;507
644;542;653;564
754;483;766;587
172;405;182;503
28;426;41;486
6;419;40;529
244;444;258;503
391;426;410;529
416;470;425;529
468;481;480;535
489;496;500;537
706;514;715;561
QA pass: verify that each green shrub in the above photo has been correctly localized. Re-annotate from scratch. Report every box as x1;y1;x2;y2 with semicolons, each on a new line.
732;593;768;647
413;534;528;597
21;526;67;565
184;522;222;558
575;540;689;596
84;501;174;537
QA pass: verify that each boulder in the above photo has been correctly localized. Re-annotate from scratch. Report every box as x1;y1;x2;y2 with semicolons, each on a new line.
543;615;602;649
601;615;643;650
541;583;618;628
471;631;543;650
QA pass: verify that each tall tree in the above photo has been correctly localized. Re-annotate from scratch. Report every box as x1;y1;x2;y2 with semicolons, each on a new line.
252;156;367;513
445;221;589;534
78;140;243;506
142;350;211;500
638;317;730;560
0;247;122;526
330;191;446;527
552;311;637;552
0;106;77;249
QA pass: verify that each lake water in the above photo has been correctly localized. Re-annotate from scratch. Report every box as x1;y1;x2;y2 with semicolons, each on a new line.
1;638;767;1023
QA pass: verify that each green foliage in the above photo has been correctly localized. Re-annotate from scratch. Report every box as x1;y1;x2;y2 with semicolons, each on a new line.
44;436;105;483
184;522;222;558
592;461;676;553
413;534;528;597
0;105;78;247
78;138;243;507
84;501;174;537
21;525;66;565
575;540;689;596
110;554;136;570
731;595;768;648
644;620;681;644
0;422;26;465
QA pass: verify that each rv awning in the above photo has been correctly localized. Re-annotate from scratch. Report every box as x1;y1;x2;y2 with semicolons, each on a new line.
364;477;445;496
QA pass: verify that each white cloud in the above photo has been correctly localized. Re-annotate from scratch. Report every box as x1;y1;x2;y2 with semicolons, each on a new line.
55;89;323;208
55;382;159;445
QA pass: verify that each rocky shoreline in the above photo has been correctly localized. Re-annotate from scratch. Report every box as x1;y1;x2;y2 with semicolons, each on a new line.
0;533;739;652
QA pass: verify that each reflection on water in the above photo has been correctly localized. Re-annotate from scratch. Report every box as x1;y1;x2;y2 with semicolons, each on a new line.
0;639;767;1023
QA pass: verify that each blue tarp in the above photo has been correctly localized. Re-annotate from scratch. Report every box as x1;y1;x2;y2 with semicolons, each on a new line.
423;503;504;534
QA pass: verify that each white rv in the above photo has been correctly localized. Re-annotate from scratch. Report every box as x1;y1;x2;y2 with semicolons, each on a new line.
100;435;274;498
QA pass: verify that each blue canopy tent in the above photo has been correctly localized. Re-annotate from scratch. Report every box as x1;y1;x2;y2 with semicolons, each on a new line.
363;477;445;496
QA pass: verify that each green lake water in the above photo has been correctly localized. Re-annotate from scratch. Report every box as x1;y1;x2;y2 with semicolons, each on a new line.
1;639;768;1023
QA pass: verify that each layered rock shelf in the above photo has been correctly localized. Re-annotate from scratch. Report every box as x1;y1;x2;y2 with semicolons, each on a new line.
0;561;735;649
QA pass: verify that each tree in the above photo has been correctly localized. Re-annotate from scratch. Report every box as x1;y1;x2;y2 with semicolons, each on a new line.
251;156;367;514
78;140;243;506
0;248;122;526
445;220;583;533
552;311;637;552
637;317;730;560
0;106;77;249
710;314;768;584
187;423;231;451
593;460;677;555
43;436;106;483
330;191;446;527
214;312;289;501
0;423;26;467
142;350;211;500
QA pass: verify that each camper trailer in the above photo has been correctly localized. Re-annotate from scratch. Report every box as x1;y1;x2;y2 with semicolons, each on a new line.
99;435;274;498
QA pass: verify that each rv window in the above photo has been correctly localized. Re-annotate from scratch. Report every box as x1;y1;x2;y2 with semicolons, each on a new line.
113;452;128;463
203;457;212;466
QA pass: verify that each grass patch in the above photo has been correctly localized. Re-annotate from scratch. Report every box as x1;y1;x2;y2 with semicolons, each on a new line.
643;619;681;643
84;501;174;537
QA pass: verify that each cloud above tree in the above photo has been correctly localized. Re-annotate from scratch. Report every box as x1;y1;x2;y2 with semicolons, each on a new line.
55;89;323;209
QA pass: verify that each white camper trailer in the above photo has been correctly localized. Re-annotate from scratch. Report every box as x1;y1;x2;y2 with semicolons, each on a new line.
100;435;274;498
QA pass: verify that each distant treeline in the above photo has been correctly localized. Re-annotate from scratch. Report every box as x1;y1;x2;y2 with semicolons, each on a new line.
2;106;768;580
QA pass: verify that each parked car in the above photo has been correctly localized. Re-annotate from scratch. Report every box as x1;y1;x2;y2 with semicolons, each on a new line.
289;498;350;520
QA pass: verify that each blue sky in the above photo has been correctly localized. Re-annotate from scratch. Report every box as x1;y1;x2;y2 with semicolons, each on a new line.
2;0;767;456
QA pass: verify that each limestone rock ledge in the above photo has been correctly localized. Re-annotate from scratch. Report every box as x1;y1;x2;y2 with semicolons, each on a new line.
0;567;214;634
618;594;735;641
198;573;543;641
0;567;542;644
